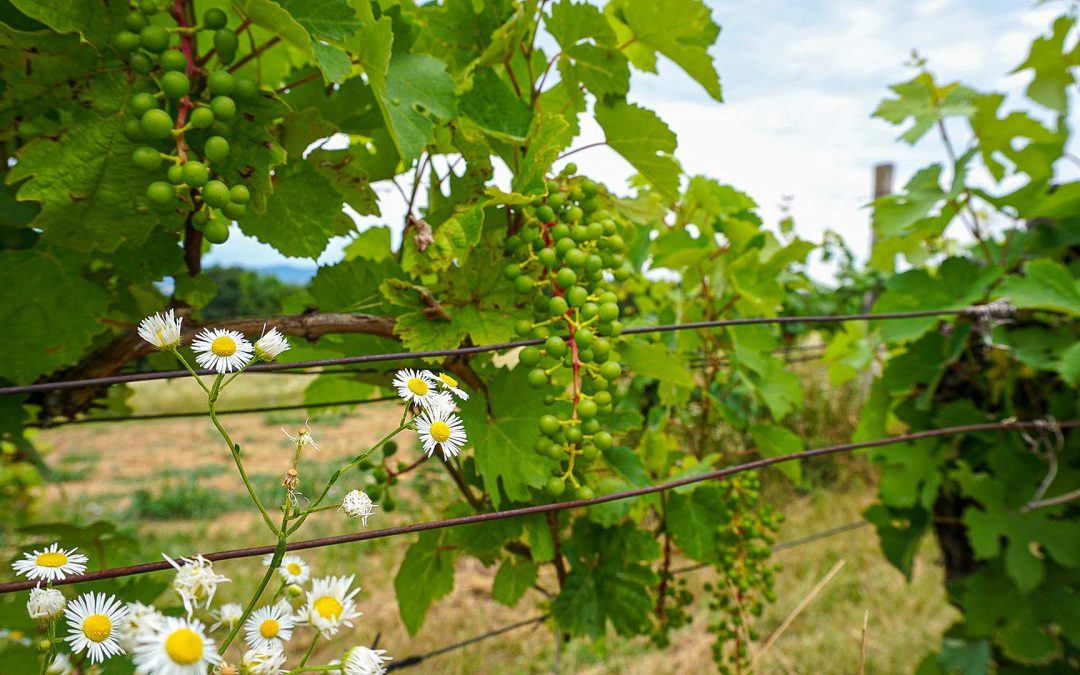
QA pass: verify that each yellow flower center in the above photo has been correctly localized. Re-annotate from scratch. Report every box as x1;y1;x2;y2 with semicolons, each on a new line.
407;377;429;396
439;373;458;388
430;421;451;443
287;563;302;575
82;614;112;642
313;596;343;620
35;552;68;568
164;628;204;665
211;336;237;356
259;618;280;638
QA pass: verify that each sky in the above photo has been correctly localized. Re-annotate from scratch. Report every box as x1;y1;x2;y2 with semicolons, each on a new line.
204;0;1069;276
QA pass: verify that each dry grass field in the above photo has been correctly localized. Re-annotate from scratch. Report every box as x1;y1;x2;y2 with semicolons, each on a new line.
28;373;957;674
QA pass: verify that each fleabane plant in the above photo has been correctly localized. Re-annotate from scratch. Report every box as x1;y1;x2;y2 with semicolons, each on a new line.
14;314;473;672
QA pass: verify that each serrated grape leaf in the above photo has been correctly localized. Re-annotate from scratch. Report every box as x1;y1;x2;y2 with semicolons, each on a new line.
970;93;1062;182
368;53;457;163
512;113;571;195
1057;341;1080;386
996;604;1063;665
311;41;353;84
459;68;533;142
471;0;539;69
343;226;392;261
620;339;693;387
964;509;1080;592
873;72;978;144
394;530;457;635
750;423;803;484
546;0;615;48
446;502;523;564
240;162;350;259
863;503;930;579
611;0;721;100
595;101;681;201
216;92;288;215
492;557;538;607
310;257;405;315
458;367;557;508
275;0;361;41
235;0;315;58
872;164;946;238
0;24;101;128
667;486;725;561
561;43;630;98
938;638;991;675
1012;15;1079;112
996;259;1080;316
307;147;381;216
0;250;107;384
9;0;123;46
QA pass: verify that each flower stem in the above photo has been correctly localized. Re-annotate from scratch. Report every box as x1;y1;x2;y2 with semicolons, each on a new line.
297;632;321;668
172;349;210;394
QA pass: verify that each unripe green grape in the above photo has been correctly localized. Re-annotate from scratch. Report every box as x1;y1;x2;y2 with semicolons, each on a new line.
520;226;539;243
548;296;568;317
201;218;229;244
145;181;174;205
547;193;565;209
139;25;169;52
513;319;533;337
229;184;251;204
585;222;604;240
209;96;236;121
167;164;184;184
159;49;187;72
123;119;145;141
603;320;623;337
204;136;229;163
503;262;522;280
539;415;560;435
598;302;619;322
545;335;567;358
562;162;577;175
555;267;576;289
113;30;141;53
546;444;566;460
213;29;239;58
607;234;626;251
583;418;600;434
602;219;617;236
535;205;555;222
581;302;599;320
538;247;557;268
564;426;583;444
545;477;566;497
593;431;613;449
613;265;631;281
534;437;550;455
554;237;575;256
577;348;593;363
586;255;604;274
206;70;234;96
566;286;588;308
519;346;541;366
190;107;215;129
566;206;584;223
575;327;594;345
527;368;548;388
598;291;618;305
139;0;159;14
201;180;230;208
140;108;173;139
532;325;551;339
570;225;588;243
505;235;523;253
130;52;154;74
233;77;259;102
550;223;570;240
594;390;612;407
160;71;190;99
192;209;209;230
382;494;397;512
513;275;533;294
203;7;228;29
131;146;161;171
129;92;158;118
222;201;247;219
181;161;209;187
581;179;599;196
576;485;595;500
580;196;599;212
564;248;587;268
124;11;148;31
599;361;621;381
578;399;598;419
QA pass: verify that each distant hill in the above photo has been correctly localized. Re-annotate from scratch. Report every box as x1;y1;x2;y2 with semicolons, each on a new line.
253;264;317;285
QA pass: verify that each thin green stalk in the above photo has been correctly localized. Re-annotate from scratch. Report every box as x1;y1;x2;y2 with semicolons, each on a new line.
287;666;338;674
172;348;210;394
297;632;320;668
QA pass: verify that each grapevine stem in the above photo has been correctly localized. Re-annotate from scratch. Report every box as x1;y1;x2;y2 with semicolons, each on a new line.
228;36;281;73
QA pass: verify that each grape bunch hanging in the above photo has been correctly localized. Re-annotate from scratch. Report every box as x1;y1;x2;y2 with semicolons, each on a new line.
113;3;257;245
504;167;633;499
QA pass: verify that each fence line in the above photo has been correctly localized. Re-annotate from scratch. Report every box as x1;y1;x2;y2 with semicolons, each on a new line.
2;417;1070;595
0;308;970;396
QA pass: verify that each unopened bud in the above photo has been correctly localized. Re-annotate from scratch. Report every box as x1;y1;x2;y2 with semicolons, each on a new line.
37;639;51;652
287;584;303;598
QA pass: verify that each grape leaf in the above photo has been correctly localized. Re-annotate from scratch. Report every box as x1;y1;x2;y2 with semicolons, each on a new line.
369;53;457;163
874;72;978;144
235;0;315;59
458;367;557;508
996;259;1080;316
667;487;725;561
216;91;288;215
459;68;533;142
492;557;538;607
561;43;630;97
620;339;693;387
9;0;123;46
595;101;681;201
394;530;457;635
0;24;100;128
311;42;353;84
1012;15;1078;112
0;250;107;384
546;0;615;48
275;0;361;41
512;113;571;195
750;423;803;484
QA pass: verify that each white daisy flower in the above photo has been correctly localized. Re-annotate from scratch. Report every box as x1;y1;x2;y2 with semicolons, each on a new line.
254;327;290;362
191;328;254;373
117;601;166;651
209;602;244;633
27;585;66;622
63;592;127;664
243;601;295;651
297;575;362;637
12;543;89;582
281;418;320;452
261;553;275;567
163;554;230;618
435;372;469;401
0;628;32;646
133;615;221;674
277;555;310;585
425;391;457;415
392;369;440;408
341;489;378;527
45;651;74;675
342;645;393;675
415;407;468;460
138;309;184;350
242;646;287;674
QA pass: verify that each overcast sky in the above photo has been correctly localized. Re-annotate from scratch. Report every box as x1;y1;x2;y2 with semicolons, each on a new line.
205;0;1069;275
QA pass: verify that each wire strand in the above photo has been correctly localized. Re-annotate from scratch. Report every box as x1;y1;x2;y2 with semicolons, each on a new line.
0;309;968;397
1;417;1071;595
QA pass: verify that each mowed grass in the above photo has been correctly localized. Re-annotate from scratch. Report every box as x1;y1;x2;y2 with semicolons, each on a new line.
28;373;957;673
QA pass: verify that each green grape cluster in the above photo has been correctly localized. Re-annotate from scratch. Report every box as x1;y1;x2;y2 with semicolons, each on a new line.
114;3;258;245
703;473;783;674
503;166;633;500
